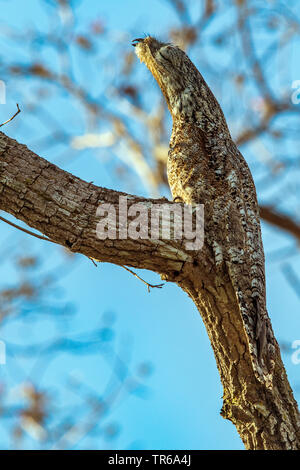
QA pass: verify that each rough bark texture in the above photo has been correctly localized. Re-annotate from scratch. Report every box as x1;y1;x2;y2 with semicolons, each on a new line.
134;36;277;392
0;131;299;449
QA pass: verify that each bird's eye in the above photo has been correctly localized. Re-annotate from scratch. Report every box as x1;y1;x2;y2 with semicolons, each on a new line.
158;46;173;63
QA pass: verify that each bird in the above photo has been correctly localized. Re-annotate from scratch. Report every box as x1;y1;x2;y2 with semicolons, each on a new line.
132;35;276;389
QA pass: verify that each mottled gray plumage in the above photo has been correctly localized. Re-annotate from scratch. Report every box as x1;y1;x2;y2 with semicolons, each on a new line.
133;36;276;388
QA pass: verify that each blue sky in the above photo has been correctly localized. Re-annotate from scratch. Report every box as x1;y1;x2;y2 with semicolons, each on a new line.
0;0;300;450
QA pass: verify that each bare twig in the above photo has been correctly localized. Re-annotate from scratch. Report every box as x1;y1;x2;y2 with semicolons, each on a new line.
0;215;100;270
0;214;55;243
121;265;164;292
89;257;98;267
0;103;21;127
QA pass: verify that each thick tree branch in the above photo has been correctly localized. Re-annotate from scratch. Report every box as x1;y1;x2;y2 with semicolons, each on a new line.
0;131;299;450
0;131;193;275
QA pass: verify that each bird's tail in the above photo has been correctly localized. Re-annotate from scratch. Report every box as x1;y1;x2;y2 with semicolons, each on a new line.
234;279;276;390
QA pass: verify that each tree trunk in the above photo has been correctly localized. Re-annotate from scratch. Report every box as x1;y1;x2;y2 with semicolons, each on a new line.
0;131;299;449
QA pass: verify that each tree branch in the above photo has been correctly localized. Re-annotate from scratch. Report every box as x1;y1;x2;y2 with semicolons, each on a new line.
0;130;299;449
0;131;191;275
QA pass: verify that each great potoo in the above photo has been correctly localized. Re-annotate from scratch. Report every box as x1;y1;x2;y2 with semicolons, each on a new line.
132;35;276;389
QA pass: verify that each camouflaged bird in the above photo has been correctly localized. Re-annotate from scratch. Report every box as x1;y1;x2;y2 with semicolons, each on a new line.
132;35;276;389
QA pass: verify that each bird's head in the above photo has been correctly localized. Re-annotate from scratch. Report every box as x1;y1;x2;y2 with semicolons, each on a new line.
132;36;200;117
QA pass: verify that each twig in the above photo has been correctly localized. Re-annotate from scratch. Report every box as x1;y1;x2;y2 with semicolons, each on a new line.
0;215;103;272
121;265;164;292
0;103;21;127
89;257;98;267
0;214;100;272
0;214;56;243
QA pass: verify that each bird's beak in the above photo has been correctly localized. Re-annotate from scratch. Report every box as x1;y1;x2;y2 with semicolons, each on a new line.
131;38;144;47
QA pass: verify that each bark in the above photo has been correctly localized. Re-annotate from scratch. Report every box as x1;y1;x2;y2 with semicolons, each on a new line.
0;131;299;449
